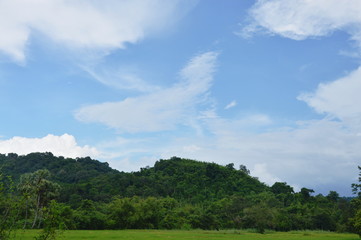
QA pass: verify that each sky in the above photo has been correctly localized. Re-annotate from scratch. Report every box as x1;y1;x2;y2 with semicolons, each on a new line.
0;0;360;196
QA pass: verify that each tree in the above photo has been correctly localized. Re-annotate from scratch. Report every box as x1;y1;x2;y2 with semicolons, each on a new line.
352;166;361;237
225;163;234;170
299;188;314;203
0;153;356;232
239;165;250;175
271;182;294;207
243;203;277;233
271;182;294;195
354;212;361;238
352;166;361;197
73;199;106;230
35;200;71;240
326;191;339;202
107;197;136;229
18;169;60;229
0;172;21;239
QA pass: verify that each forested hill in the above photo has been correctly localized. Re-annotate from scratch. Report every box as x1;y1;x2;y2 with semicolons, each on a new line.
0;152;116;183
138;158;268;201
1;152;359;232
0;153;267;204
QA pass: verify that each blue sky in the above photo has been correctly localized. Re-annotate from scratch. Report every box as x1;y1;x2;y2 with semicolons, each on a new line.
1;0;361;196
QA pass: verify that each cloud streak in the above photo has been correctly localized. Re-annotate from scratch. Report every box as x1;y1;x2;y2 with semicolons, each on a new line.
83;65;161;92
75;52;218;133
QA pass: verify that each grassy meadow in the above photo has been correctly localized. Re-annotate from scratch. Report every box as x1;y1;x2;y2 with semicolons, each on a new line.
13;230;360;240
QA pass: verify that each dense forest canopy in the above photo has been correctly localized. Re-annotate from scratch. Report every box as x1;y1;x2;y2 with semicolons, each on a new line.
0;152;361;235
0;153;268;204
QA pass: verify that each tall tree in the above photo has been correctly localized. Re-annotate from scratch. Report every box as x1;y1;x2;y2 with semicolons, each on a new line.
0;171;21;239
18;169;60;229
352;166;361;197
352;166;361;237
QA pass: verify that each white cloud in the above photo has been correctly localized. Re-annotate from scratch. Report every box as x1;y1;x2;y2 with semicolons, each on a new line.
234;1;361;194
158;118;360;195
77;99;359;195
242;0;361;132
0;134;101;159
252;163;281;184
75;51;218;133
225;100;237;110
72;110;361;195
83;65;161;92
241;0;361;46
298;67;361;131
0;0;195;63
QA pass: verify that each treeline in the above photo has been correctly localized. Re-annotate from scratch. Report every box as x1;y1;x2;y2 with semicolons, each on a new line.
1;153;361;235
0;153;267;204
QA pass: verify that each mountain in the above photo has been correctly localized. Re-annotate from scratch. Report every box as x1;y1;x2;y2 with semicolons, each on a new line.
0;152;355;232
0;153;267;204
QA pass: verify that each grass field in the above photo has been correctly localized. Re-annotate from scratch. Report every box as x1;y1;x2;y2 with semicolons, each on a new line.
13;230;360;240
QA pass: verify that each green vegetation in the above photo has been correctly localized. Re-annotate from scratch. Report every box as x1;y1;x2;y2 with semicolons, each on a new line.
1;152;361;238
351;166;361;237
13;230;361;240
0;153;267;204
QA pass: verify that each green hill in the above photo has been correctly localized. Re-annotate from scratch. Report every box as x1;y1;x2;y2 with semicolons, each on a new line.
0;152;357;232
0;153;267;204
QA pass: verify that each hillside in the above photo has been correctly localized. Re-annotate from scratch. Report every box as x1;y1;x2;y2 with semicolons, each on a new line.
0;152;357;232
0;153;267;204
136;157;267;202
0;152;116;183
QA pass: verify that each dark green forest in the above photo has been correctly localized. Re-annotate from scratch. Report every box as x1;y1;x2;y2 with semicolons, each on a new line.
1;152;361;237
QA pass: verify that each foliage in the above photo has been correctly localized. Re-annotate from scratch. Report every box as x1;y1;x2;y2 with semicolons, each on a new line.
352;166;361;237
352;166;361;197
73;199;106;230
0;171;21;240
243;203;277;233
12;229;361;240
1;154;268;204
0;153;358;233
18;169;61;229
35;200;69;240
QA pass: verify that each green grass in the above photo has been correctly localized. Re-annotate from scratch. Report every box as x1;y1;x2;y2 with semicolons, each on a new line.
13;230;360;240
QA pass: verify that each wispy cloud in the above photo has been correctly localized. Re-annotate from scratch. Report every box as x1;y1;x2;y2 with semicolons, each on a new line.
74;51;218;133
225;100;237;110
83;65;161;92
0;0;195;63
0;134;101;158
